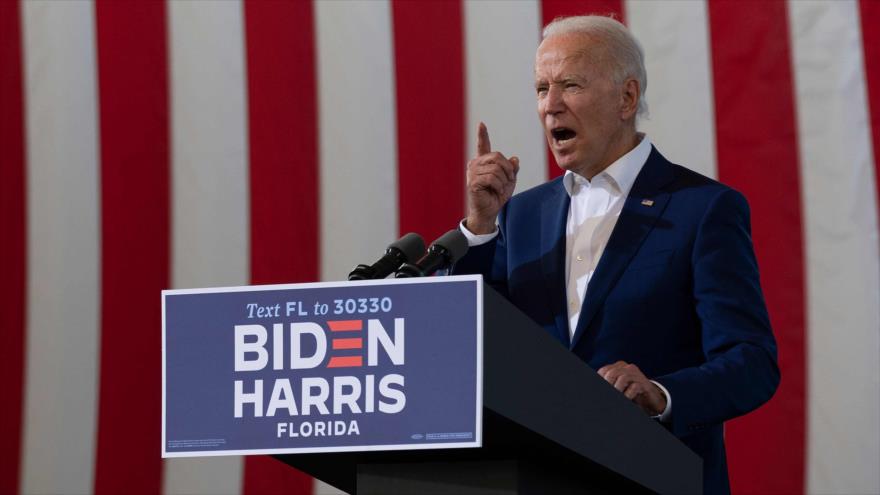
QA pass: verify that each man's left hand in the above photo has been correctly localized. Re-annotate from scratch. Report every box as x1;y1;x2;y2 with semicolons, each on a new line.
597;361;667;416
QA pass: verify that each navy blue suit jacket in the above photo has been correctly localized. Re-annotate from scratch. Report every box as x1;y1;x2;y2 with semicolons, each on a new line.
453;147;779;494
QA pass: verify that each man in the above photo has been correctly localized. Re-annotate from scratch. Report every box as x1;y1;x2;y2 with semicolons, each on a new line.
453;15;779;495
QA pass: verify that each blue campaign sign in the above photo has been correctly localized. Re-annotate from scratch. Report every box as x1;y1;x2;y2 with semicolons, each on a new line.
162;275;482;457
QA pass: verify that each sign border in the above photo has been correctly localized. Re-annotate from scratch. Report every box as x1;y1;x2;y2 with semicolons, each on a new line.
161;274;483;458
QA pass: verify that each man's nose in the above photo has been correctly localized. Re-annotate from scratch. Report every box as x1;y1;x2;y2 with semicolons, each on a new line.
541;85;565;115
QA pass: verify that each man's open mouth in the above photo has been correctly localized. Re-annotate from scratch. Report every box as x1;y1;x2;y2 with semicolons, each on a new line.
551;127;577;142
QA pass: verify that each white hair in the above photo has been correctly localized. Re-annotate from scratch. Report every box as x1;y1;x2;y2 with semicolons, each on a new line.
543;15;648;117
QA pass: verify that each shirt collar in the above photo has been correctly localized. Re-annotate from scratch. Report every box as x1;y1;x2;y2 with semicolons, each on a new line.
563;133;652;197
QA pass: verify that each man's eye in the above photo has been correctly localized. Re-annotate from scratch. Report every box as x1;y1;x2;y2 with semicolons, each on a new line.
565;83;580;90
536;87;548;96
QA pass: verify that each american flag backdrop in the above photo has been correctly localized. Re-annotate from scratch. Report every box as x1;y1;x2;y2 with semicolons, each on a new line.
1;0;879;494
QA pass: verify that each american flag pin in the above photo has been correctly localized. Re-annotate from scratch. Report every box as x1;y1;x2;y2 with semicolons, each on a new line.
641;199;654;206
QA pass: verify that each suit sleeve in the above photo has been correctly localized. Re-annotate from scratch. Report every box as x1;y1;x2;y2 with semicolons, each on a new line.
452;207;510;297
655;188;780;437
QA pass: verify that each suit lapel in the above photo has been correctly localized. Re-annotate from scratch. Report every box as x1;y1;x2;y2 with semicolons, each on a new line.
570;148;675;350
540;182;571;347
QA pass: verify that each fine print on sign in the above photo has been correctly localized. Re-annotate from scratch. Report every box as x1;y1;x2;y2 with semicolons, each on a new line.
162;275;483;457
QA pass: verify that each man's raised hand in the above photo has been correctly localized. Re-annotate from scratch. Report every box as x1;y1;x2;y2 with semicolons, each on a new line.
465;122;519;234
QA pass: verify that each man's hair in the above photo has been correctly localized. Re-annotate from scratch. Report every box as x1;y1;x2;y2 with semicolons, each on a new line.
543;15;648;117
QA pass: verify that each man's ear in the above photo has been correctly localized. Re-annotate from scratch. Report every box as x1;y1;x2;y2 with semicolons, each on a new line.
620;78;640;120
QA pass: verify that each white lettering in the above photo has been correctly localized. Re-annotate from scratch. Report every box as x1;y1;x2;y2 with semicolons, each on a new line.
272;323;283;370
266;378;298;417
334;421;346;435
286;301;308;316
300;377;330;415
368;318;405;366
291;322;327;369
276;420;360;437
234;379;263;417
364;374;375;413
234;325;268;371
378;374;406;413
332;375;362;414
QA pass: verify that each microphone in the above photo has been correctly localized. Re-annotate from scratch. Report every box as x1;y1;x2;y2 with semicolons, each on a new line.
348;233;426;280
395;229;469;278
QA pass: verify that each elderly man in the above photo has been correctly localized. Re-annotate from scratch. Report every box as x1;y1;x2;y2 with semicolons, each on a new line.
453;15;779;495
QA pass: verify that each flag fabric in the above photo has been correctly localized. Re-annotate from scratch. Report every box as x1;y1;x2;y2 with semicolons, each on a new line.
1;1;878;494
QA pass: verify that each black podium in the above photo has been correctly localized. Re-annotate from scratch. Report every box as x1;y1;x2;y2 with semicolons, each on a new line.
275;284;701;494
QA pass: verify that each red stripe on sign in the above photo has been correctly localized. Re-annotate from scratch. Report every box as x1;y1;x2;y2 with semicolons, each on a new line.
392;0;466;241
332;338;364;350
327;356;363;368
540;0;625;180
327;320;363;332
93;2;169;493
243;1;318;493
708;3;806;494
0;1;26;492
862;0;880;229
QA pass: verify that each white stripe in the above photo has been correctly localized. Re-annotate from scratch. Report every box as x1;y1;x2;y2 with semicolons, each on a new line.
164;1;249;493
20;1;101;493
625;0;717;179
316;0;398;283
464;0;547;191
788;1;880;493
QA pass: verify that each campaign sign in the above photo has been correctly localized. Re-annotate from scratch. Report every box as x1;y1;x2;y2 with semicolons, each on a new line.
162;275;482;457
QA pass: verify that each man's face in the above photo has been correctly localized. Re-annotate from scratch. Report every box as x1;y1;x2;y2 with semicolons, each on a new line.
535;34;629;178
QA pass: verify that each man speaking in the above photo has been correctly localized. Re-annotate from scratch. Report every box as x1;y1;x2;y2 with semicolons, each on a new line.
453;15;779;495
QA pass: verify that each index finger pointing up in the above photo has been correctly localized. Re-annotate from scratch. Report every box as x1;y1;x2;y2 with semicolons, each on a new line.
476;122;491;156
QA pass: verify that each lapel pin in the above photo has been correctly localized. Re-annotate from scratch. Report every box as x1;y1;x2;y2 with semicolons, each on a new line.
641;199;654;206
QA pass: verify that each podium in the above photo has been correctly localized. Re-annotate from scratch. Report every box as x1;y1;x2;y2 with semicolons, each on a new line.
273;284;701;494
162;277;701;494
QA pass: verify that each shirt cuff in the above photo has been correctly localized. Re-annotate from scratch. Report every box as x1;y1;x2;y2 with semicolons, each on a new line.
650;380;672;422
459;218;498;247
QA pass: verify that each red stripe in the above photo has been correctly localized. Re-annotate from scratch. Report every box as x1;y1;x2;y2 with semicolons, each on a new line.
392;0;465;241
243;0;317;493
332;338;363;350
327;320;363;332
540;1;625;180
93;2;168;493
862;0;880;229
327;356;363;368
0;1;26;492
707;2;806;494
245;0;319;287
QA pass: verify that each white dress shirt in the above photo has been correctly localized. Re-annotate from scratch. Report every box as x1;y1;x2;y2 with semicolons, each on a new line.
562;135;651;338
460;134;672;420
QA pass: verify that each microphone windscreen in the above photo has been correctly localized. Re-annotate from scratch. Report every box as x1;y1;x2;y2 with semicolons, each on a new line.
390;232;426;262
432;229;469;263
